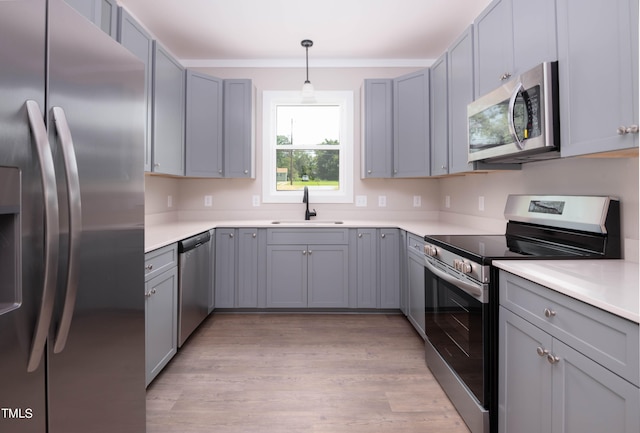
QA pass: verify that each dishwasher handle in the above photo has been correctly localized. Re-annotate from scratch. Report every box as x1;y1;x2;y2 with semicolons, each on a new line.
178;231;211;253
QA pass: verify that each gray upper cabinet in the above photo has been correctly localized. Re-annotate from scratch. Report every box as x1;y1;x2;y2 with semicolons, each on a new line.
393;69;430;177
362;79;393;178
557;0;639;157
224;79;254;178
430;53;449;176
473;0;513;98
117;7;153;171
152;42;185;176
65;0;118;39
448;26;476;174
474;0;557;98
185;71;224;177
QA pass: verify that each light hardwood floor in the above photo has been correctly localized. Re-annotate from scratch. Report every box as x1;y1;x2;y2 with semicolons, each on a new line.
146;313;470;433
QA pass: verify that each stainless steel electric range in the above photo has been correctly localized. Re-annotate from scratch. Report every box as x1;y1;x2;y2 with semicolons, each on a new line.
422;195;621;433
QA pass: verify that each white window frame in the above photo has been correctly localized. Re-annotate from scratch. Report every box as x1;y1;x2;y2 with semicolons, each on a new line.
262;90;354;204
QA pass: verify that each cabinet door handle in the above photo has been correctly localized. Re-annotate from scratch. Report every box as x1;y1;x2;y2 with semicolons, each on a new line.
308;250;312;255
145;264;153;271
252;233;257;238
547;354;560;365
381;233;386;239
500;72;512;81
358;233;363;238
617;125;639;135
302;250;306;255
544;308;556;318
229;233;234;238
536;346;549;357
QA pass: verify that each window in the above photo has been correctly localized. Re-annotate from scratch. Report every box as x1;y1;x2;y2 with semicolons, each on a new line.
262;91;353;203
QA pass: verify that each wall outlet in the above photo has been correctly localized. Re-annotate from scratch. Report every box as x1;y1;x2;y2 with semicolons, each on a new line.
355;195;368;207
167;195;173;208
445;195;451;208
378;195;387;207
478;196;485;212
204;195;213;207
413;195;422;207
252;195;261;207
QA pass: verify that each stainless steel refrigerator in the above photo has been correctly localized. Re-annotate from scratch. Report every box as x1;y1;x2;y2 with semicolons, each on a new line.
0;1;146;432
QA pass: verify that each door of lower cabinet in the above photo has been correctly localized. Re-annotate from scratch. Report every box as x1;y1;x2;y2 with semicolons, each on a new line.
237;229;259;307
499;307;553;433
145;267;177;386
379;229;400;308
551;340;640;433
307;245;349;308
266;245;307;308
215;229;236;308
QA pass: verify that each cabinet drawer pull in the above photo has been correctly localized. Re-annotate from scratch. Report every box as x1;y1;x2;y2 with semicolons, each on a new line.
500;72;512;81
252;233;257;238
617;125;639;135
547;354;560;365
145;264;153;271
536;346;549;357
544;308;556;318
229;233;234;238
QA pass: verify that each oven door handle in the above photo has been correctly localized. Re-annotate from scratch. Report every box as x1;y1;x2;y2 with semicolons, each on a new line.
424;259;487;303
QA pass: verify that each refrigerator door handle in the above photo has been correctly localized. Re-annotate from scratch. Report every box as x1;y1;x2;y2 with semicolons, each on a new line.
25;100;60;373
51;106;82;354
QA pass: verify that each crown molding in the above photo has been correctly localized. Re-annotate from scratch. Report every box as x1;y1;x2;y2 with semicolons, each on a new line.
180;58;435;68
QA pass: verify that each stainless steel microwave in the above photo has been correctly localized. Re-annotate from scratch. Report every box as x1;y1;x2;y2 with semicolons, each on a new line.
467;62;560;163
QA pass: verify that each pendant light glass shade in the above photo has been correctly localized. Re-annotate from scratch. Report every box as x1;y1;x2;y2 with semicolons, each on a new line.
301;39;315;102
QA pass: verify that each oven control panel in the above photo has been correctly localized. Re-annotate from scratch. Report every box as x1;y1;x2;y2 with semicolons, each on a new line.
423;243;490;284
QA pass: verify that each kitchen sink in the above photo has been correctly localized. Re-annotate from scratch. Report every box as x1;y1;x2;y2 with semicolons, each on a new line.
270;220;344;225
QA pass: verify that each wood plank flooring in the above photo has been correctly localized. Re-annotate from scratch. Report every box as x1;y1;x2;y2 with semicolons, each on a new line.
146;313;470;433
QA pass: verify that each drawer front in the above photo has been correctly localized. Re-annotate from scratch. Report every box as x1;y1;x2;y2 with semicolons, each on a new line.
145;243;178;282
500;271;639;386
407;233;425;254
266;228;349;245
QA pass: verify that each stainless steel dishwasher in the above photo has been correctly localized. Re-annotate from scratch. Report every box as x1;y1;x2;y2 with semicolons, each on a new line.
178;231;211;347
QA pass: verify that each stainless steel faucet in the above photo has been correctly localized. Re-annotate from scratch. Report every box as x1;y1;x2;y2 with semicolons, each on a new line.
302;186;317;221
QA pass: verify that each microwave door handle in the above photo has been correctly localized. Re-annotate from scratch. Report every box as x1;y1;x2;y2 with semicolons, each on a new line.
507;82;526;150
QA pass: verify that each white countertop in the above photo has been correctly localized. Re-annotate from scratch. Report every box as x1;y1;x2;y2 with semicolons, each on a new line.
144;219;496;253
494;260;640;323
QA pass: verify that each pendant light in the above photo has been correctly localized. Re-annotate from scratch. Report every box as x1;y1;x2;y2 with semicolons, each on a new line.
301;39;315;102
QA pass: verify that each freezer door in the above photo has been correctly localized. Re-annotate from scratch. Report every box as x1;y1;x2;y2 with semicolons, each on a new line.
0;1;48;432
46;1;146;433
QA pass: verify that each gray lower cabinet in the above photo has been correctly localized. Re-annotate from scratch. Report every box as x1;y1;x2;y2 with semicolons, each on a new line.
214;228;236;308
393;69;430;177
266;229;349;308
406;233;426;338
557;0;639;157
379;229;401;308
185;71;223;177
355;228;400;309
144;244;178;387
65;0;118;38
499;271;640;433
356;229;377;308
362;79;394;178
266;244;349;308
237;229;259;307
152;41;185;176
117;7;153;171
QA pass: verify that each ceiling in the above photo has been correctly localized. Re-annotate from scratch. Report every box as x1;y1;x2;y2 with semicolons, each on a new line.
117;0;491;68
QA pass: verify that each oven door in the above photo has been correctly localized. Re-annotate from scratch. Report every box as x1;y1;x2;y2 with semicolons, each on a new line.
424;258;489;408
